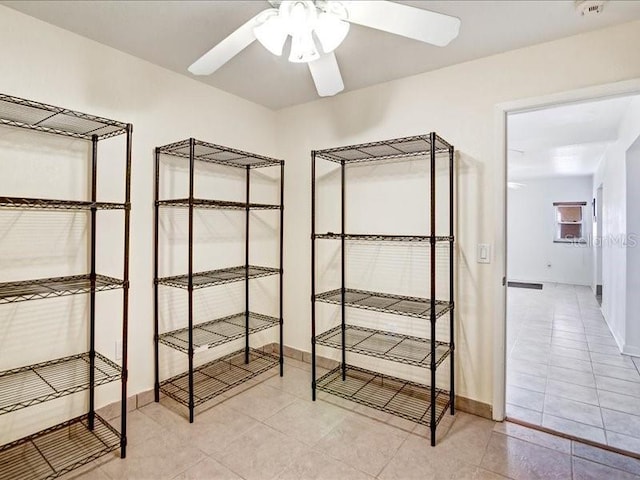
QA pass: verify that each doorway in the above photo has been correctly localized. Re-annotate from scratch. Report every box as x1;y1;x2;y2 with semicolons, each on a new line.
504;94;640;454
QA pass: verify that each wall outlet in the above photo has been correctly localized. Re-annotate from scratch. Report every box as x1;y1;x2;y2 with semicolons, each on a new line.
115;340;123;361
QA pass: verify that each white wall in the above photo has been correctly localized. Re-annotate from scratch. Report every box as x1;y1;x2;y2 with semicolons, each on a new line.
508;176;593;285
593;96;640;355
626;136;640;356
1;5;640;434
0;6;279;443
277;20;640;408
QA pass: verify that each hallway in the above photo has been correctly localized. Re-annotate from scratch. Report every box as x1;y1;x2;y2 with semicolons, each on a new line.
507;283;640;455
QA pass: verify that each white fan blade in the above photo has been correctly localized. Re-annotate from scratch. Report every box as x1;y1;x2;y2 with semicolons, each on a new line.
188;12;265;75
308;53;344;97
345;1;460;47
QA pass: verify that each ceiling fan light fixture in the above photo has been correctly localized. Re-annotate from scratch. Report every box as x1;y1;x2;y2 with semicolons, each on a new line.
314;12;349;53
254;9;288;56
289;31;320;63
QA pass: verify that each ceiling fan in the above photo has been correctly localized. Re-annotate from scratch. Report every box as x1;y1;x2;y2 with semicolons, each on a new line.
188;1;461;97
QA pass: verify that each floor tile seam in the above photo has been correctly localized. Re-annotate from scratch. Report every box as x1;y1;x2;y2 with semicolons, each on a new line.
169;457;210;480
572;447;640;477
539;375;595;390
601;421;640;442
506;365;548;381
209;422;275;480
542;382;599;407
544;391;604;414
594;380;640;399
542;409;606;432
595;382;607;444
374;427;415;479
492;428;572;459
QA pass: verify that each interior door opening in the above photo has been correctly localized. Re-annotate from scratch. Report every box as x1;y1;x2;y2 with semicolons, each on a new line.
505;93;640;455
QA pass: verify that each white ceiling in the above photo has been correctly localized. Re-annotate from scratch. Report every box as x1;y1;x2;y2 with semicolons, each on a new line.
4;1;640;110
508;95;638;180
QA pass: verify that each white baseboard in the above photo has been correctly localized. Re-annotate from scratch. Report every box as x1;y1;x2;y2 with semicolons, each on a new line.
622;344;640;358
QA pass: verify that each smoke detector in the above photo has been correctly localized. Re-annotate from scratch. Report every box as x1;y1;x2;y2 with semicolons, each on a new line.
576;0;607;16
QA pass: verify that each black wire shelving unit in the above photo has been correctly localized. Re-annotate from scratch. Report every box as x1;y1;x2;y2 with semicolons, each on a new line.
311;133;455;447
154;138;284;423
0;93;132;479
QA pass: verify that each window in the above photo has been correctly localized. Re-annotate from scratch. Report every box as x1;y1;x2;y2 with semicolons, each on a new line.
554;202;587;243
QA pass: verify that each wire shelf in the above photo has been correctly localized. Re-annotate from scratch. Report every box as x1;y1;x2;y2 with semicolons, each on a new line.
316;364;451;427
157;265;279;290
160;348;278;407
316;325;450;368
0;352;121;415
0;413;121;480
157;198;280;210
314;233;453;242
316;288;453;320
314;134;452;164
0;197;126;211
158;139;282;169
159;312;279;354
0;274;124;304
0;93;128;141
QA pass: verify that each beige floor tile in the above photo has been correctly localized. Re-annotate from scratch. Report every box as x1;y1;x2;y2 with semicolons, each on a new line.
172;457;241;480
541;414;606;444
572;457;640;480
223;383;297;421
455;466;512;479
480;432;571;480
573;441;640;476
264;363;313;399
107;410;166;447
140;401;259;458
432;412;495;466
264;397;352;446
276;448;373;480
377;433;480;480
99;434;205;480
215;423;308;480
59;462;111;480
493;421;571;454
314;413;408;476
543;395;603;427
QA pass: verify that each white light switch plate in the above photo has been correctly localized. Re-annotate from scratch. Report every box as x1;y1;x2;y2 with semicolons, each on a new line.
477;243;491;264
115;341;123;361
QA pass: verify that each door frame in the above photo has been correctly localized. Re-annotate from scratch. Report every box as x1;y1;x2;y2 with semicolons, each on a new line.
492;78;640;421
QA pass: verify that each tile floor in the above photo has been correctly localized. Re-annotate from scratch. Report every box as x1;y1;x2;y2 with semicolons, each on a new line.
507;282;640;454
59;355;640;480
